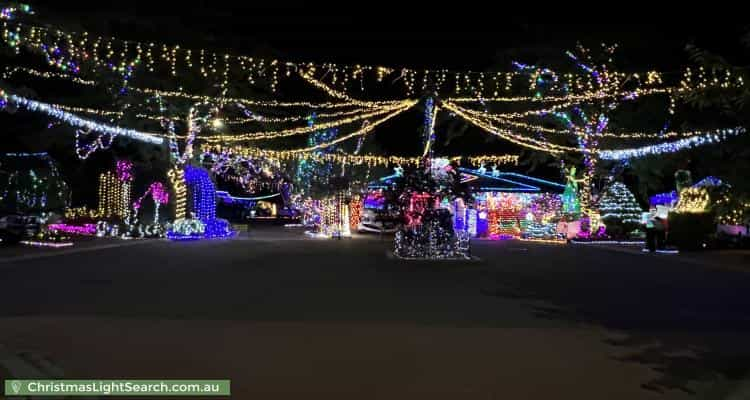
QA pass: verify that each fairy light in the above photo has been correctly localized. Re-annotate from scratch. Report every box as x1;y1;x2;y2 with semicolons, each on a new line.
168;167;187;220
674;187;711;213
203;146;518;168
598;128;746;160
8;19;738;99
202;100;415;142
2;92;163;144
64;206;103;220
97;171;124;217
442;101;577;154
298;69;411;107
422;98;438;158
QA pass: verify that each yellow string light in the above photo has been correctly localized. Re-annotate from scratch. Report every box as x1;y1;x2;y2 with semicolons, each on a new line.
167;167;186;219
441;101;579;154
203;144;519;168
202;100;416;142
449;101;720;139
674;187;710;213
298;69;410;107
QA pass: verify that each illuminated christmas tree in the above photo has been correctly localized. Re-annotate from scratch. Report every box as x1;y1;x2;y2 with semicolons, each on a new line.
295;112;338;197
598;182;642;224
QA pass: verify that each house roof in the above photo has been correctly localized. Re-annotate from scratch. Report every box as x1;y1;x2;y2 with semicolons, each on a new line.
366;169;565;194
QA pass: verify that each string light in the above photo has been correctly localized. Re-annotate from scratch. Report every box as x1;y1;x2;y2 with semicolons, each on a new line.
442;101;577;154
598;128;746;160
1;91;164;144
48;223;96;235
168;167;187;220
64;206;103;220
298;69;410;107
202;100;416;142
674;187;710;213
598;182;643;224
97;171;125;218
203;146;518;168
5;19;724;99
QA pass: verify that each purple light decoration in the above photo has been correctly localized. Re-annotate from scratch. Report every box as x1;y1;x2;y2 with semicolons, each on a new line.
151;182;169;204
133;182;169;210
116;160;134;182
48;223;96;235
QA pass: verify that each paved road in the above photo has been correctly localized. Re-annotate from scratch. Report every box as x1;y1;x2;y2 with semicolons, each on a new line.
1;228;749;399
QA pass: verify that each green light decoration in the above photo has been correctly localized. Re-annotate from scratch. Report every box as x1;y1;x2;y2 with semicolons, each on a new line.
561;166;582;216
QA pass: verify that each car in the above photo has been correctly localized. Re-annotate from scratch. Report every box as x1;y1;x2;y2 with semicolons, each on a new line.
0;214;41;244
357;209;399;234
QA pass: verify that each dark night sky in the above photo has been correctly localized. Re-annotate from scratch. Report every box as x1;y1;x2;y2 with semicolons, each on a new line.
3;2;749;195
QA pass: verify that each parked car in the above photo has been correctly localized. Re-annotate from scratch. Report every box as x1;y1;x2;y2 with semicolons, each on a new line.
357;209;399;233
0;214;41;244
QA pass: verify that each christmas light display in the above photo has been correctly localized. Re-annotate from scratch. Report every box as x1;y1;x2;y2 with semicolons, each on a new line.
294;112;339;197
97;171;126;218
47;223;96;236
598;128;746;160
184;166;216;221
0;92;164;145
561;167;582;215
0;152;69;212
349;195;362;231
598;182;643;224
132;182;169;223
168;168;187;220
116;160;134;222
21;240;73;248
64;207;103;220
4;18;717;99
674;187;710;213
205;145;518;169
0;3;32;20
202;100;416;142
521;221;559;240
650;191;679;207
394;209;471;260
166;217;205;240
487;194;521;239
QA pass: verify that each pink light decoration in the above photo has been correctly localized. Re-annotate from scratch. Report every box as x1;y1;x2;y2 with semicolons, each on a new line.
116;160;134;182
48;223;96;235
150;182;169;204
133;182;169;210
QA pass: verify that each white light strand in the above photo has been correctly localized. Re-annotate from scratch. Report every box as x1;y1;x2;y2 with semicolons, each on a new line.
3;92;164;144
598;128;746;160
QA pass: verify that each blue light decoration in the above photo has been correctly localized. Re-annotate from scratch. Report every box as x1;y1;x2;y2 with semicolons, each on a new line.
184;165;216;221
599;128;745;160
422;97;436;157
167;166;234;240
476;209;488;236
649;191;678;207
692;176;724;188
467;209;478;237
